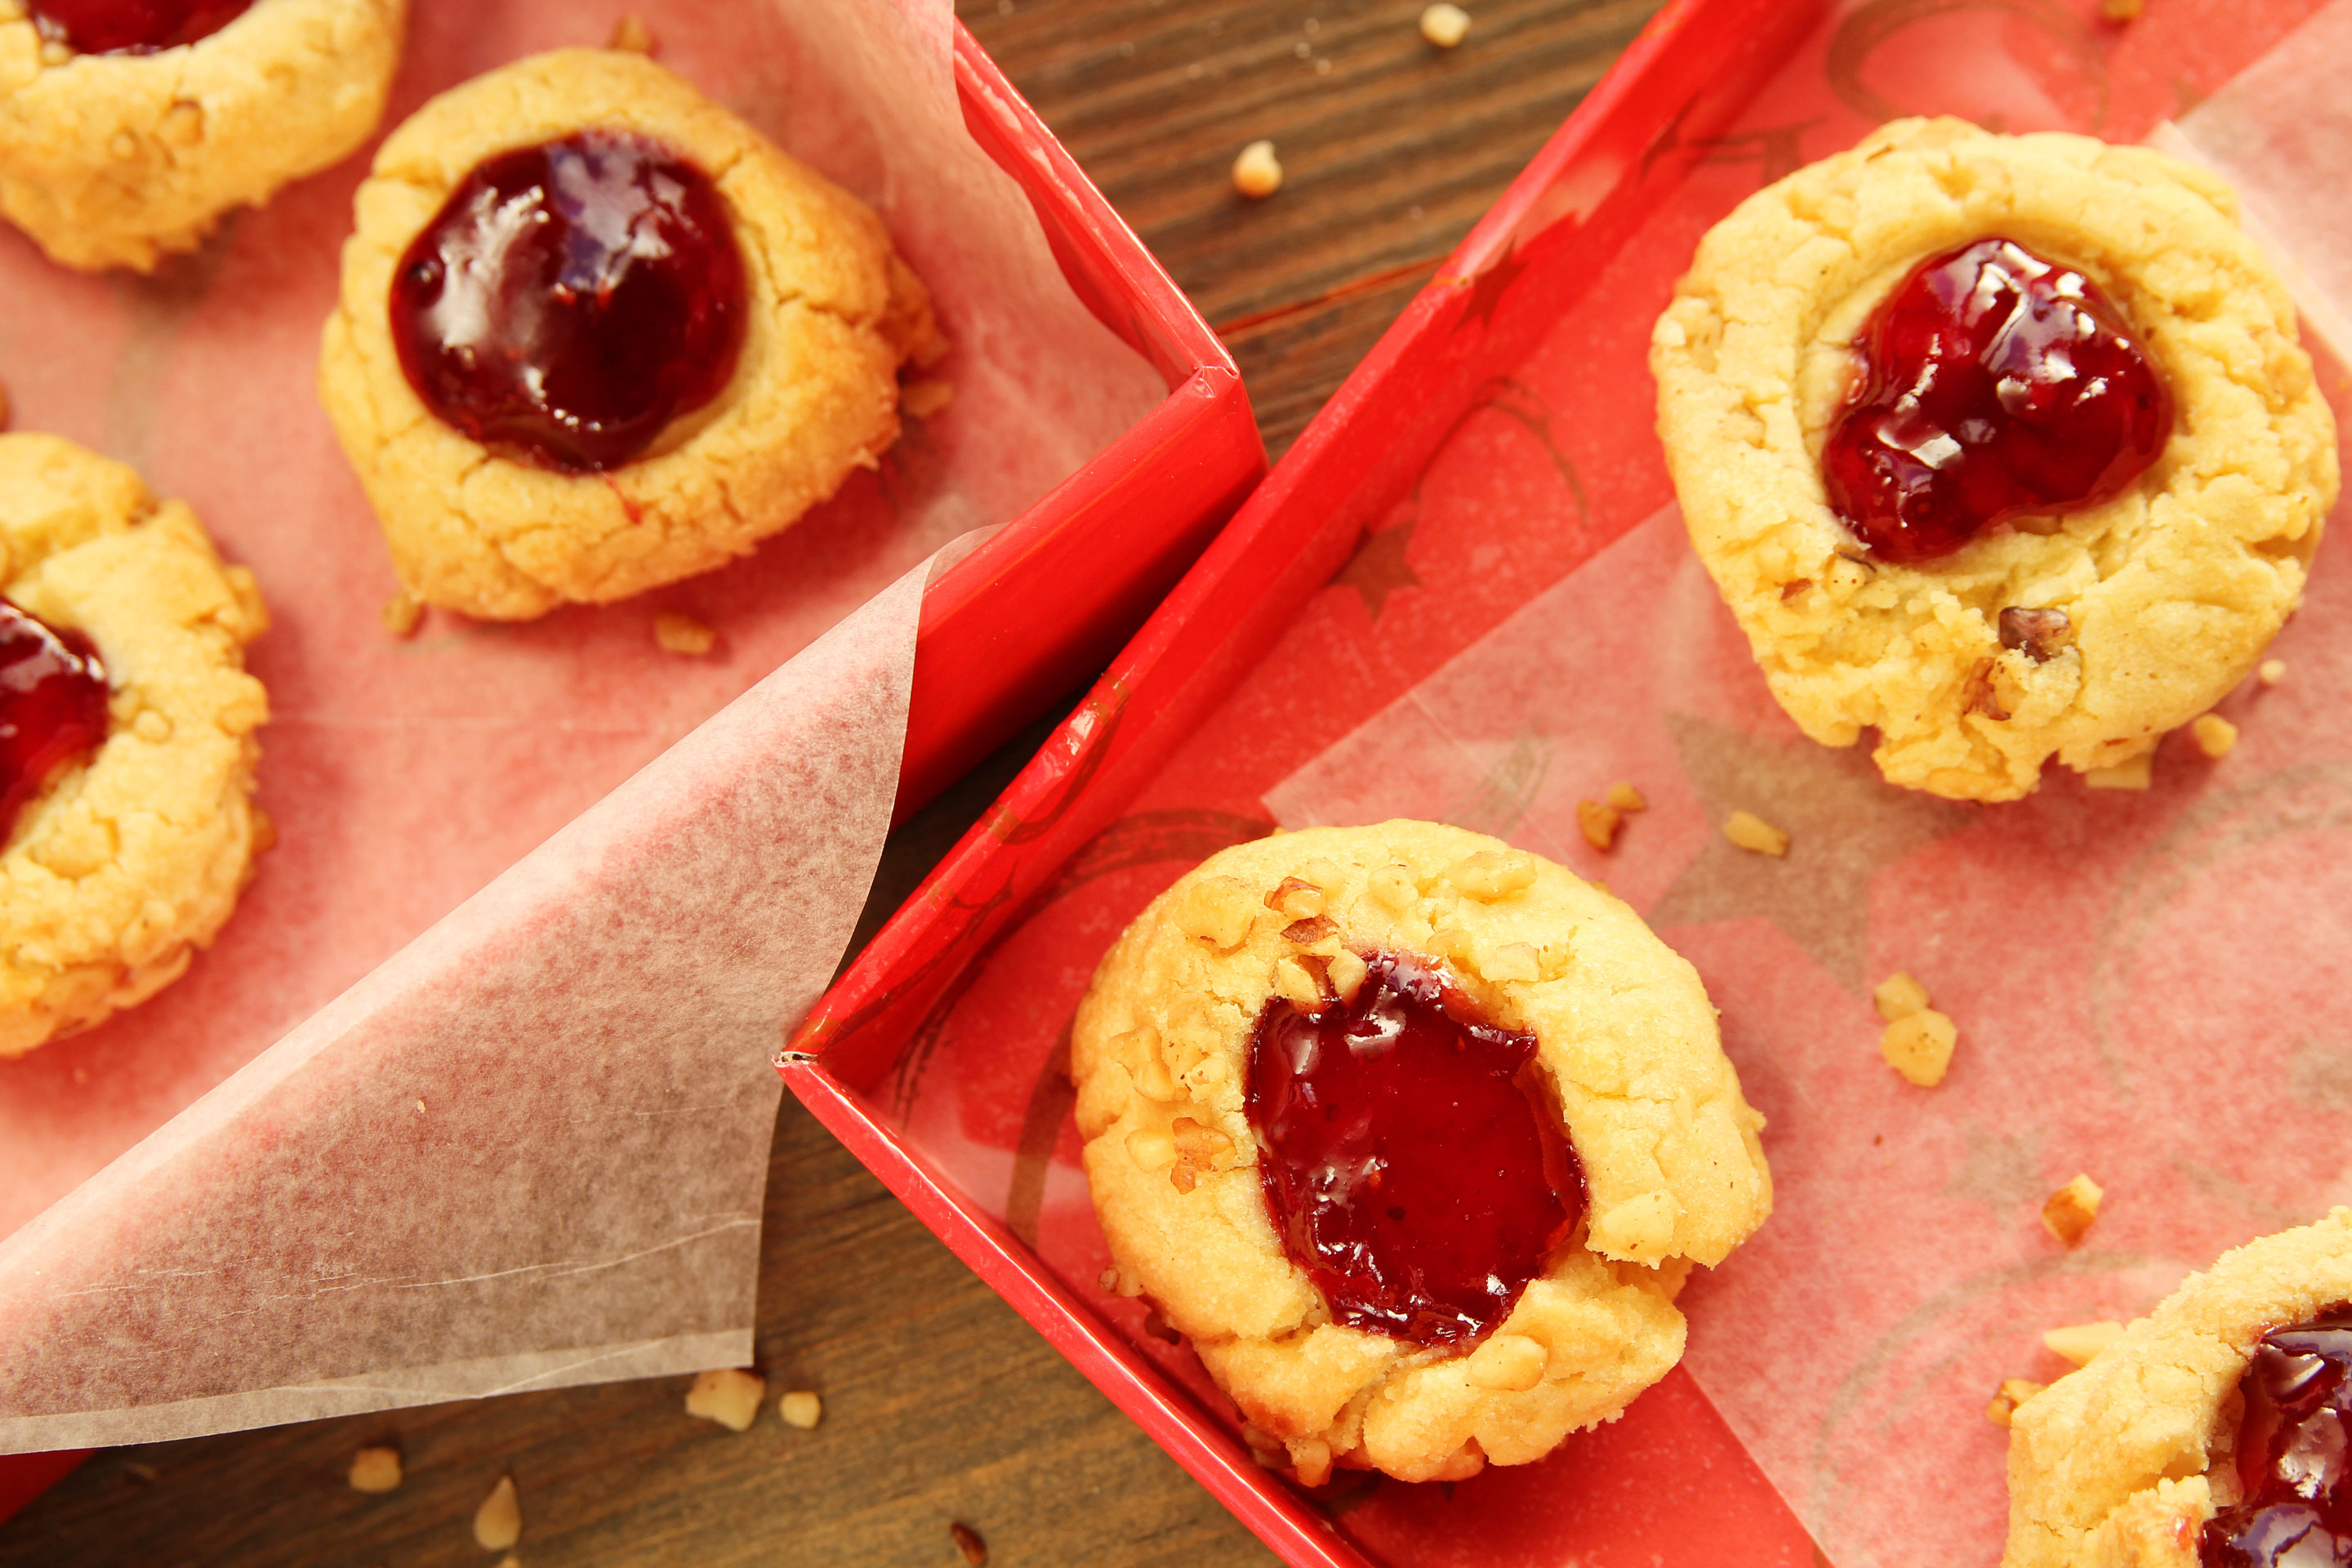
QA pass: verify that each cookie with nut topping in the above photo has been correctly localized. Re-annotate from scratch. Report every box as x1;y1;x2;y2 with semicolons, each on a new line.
2;432;270;1056
1651;117;2336;801
1068;820;1772;1485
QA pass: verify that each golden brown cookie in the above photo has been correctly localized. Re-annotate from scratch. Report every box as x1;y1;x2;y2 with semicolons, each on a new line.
318;47;944;621
2004;1209;2352;1567
1652;117;2336;802
0;0;406;272
1;432;270;1056
1070;821;1771;1485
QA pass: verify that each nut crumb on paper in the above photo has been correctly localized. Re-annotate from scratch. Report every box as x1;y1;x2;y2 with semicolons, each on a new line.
1419;2;1471;46
2043;1320;2126;1366
1873;970;1931;1022
474;1474;521;1551
607;12;657;53
684;1367;765;1432
1881;1009;1957;1087
951;1520;988;1566
1576;799;1622;851
901;378;954;419
2042;1174;2104;1247
1232;140;1282;198
1606;780;1647;812
653;612;715;657
2102;0;2142;18
1723;809;1788;857
2191;713;2238;759
1985;1377;2046;1428
2261;658;2287;686
778;1390;822;1430
381;587;423;637
2084;753;2154;791
347;1446;402;1493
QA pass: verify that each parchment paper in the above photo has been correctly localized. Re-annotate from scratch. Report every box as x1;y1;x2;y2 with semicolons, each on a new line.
0;0;1163;1449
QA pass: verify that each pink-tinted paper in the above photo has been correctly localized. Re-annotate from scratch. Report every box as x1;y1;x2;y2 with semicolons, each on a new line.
0;0;1161;1447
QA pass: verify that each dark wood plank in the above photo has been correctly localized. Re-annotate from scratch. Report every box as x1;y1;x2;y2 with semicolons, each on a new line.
1;3;1657;1562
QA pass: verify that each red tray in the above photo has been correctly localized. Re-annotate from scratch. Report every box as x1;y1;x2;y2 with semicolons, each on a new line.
779;0;2332;1562
0;19;1260;1532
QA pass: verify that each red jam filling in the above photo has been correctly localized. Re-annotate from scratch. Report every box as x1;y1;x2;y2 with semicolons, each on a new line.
1;599;108;847
2203;1307;2352;1567
1244;950;1581;1347
28;0;250;55
1822;237;2172;565
388;129;748;474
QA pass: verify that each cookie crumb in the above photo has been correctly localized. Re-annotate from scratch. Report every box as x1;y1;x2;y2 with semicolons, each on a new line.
607;13;657;53
1984;1378;2046;1428
778;1390;822;1430
1575;799;1622;852
951;1521;988;1566
1873;971;1931;1022
2260;658;2287;687
347;1446;402;1494
901;378;954;418
684;1367;766;1432
1232;140;1283;198
474;1475;522;1552
1880;1009;1957;1087
2042;1321;2125;1366
653;612;715;657
381;588;424;638
1723;810;1788;857
1464;1332;1546;1391
2041;1174;2104;1247
2083;753;2153;791
2101;0;2141;18
1605;781;1647;813
1419;2;1471;46
2190;713;2238;759
1126;1129;1177;1173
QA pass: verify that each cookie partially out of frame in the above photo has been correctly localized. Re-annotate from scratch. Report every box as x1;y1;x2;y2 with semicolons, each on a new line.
1;433;270;1056
1070;821;1771;1485
1651;117;2336;802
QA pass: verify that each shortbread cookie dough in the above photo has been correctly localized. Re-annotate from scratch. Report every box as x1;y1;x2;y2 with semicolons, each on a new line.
1651;117;2337;802
318;48;945;621
0;0;406;272
1070;821;1771;1485
1;432;270;1057
2004;1209;2352;1568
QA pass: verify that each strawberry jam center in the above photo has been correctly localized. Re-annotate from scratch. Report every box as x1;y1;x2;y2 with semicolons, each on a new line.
1;599;108;847
1823;237;2171;565
2203;1307;2352;1567
1245;950;1580;1347
28;0;249;55
388;129;747;474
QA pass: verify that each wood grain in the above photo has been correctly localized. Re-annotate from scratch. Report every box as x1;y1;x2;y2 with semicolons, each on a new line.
0;2;1655;1562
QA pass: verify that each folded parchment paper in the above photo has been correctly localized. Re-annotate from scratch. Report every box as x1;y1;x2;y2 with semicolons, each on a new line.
0;0;1161;1450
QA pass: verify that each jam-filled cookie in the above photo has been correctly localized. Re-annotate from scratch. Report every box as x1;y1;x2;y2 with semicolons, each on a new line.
0;0;406;272
1069;821;1772;1485
1;432;269;1057
1651;117;2337;803
2004;1210;2352;1568
318;48;944;621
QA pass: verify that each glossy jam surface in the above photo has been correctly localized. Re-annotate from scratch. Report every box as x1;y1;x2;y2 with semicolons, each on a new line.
1245;951;1580;1347
2203;1306;2352;1566
29;0;249;55
389;130;747;474
1823;237;2172;565
1;600;108;847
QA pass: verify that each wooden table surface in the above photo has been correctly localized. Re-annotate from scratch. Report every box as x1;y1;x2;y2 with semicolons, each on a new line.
0;2;1659;1563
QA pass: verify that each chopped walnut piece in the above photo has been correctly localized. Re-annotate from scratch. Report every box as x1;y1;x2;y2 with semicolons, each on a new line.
1232;140;1282;198
1282;915;1337;945
1126;1035;1179;1102
1484;942;1541;984
381;588;424;638
684;1366;767;1432
1169;1116;1234;1193
1125;1129;1176;1174
951;1520;989;1566
1985;1378;2047;1428
2191;713;2238;759
1606;781;1647;813
1723;810;1788;857
778;1390;822;1430
1178;874;1259;949
1327;948;1369;1004
1881;1009;1957;1087
1273;955;1326;1009
1287;1435;1335;1487
1419;2;1471;47
1962;657;2011;721
1445;849;1536;899
654;612;716;657
900;379;954;419
347;1446;402;1494
1265;875;1326;920
1998;606;2073;663
1368;862;1419;910
474;1475;522;1552
1780;578;1811;600
607;12;657;52
2260;658;2287;688
2042;1173;2104;1246
2083;752;2153;791
1575;799;1622;852
1873;971;1930;1022
2042;1321;2125;1366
